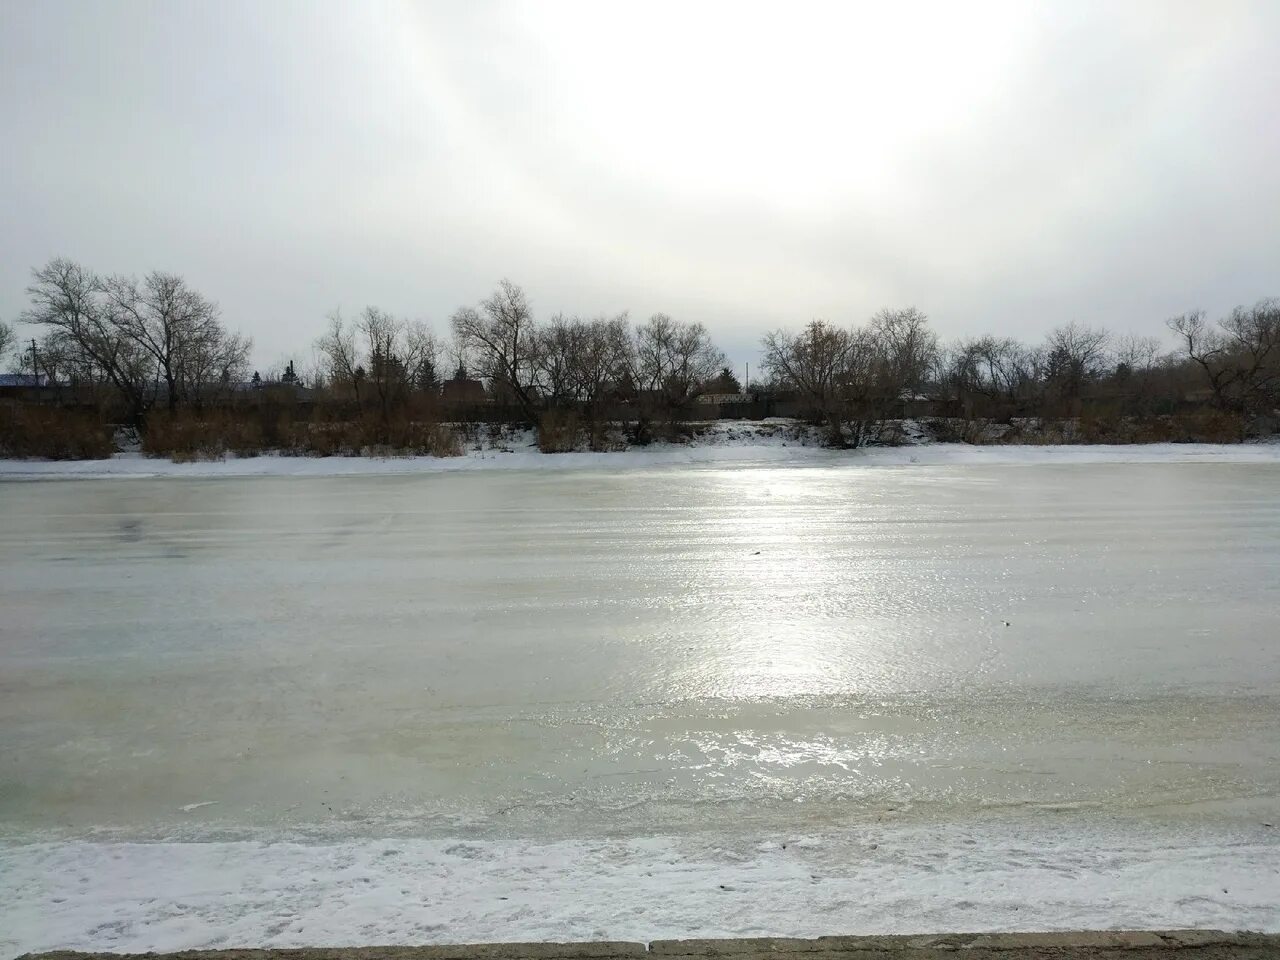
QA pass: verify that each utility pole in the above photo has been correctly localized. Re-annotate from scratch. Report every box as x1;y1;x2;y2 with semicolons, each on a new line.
744;362;749;392
30;339;39;384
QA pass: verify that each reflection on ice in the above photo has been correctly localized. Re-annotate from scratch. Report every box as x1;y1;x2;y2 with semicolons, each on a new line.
0;461;1278;839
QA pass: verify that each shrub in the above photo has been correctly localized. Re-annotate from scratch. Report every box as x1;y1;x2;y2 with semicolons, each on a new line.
454;421;484;450
1168;410;1245;443
875;421;912;446
142;411;265;460
926;417;989;444
625;416;654;446
286;418;361;457
379;416;463;457
0;406;116;459
288;415;462;457
143;410;463;460
537;409;582;453
1076;411;1127;444
587;419;625;451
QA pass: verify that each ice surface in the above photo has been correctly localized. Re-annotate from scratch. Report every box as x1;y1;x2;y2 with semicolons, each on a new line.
2;458;1278;955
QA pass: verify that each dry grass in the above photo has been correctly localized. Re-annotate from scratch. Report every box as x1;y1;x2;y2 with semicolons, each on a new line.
928;418;996;444
289;415;461;457
0;406;116;459
926;412;1250;446
1070;411;1246;444
4;404;1263;462
537;409;583;453
587;420;627;451
142;409;462;460
291;414;462;458
143;411;265;460
1146;411;1246;443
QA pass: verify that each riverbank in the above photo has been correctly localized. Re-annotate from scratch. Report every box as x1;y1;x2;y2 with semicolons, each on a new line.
6;816;1279;957
18;931;1280;960
2;421;1279;480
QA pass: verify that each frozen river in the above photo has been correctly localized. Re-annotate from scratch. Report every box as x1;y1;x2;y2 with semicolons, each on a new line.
2;458;1279;952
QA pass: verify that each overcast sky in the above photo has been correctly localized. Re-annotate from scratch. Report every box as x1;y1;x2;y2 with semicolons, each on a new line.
2;0;1278;373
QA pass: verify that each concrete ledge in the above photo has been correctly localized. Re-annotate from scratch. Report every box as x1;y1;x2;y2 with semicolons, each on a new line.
21;932;1280;960
646;932;1274;954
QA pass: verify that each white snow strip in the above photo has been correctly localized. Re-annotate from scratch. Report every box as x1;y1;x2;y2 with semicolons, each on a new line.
2;441;1279;480
3;825;1278;958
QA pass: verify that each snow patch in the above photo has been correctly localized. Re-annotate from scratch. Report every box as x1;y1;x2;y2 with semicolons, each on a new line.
3;823;1278;957
2;428;1279;482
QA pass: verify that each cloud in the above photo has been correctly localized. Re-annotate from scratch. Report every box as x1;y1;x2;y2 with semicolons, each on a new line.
2;0;1277;370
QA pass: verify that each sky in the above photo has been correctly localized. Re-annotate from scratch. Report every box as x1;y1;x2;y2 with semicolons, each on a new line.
2;0;1278;375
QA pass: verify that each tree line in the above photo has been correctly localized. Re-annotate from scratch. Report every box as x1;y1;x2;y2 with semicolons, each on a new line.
8;258;251;423
315;278;727;445
2;256;1277;455
763;305;1279;446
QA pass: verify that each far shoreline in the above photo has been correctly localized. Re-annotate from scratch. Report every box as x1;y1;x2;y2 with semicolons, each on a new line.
3;437;1278;481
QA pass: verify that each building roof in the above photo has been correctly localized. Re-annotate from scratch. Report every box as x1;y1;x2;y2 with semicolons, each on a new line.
0;374;49;387
697;392;753;404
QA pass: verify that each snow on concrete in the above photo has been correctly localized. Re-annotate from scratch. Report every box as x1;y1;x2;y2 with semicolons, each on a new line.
3;822;1278;957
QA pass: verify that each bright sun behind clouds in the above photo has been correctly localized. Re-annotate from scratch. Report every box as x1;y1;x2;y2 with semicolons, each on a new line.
505;1;1035;211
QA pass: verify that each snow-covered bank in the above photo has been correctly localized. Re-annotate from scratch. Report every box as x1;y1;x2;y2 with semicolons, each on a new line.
3;433;1280;480
3;821;1277;957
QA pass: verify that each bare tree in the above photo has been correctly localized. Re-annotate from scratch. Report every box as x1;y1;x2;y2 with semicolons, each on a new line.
178;319;251;409
1041;322;1110;408
299;353;330;392
97;271;239;413
317;308;443;424
451;279;540;419
1220;300;1280;411
1170;300;1280;412
761;320;876;446
23;258;157;423
632;313;726;419
0;319;16;370
939;338;984;415
1115;334;1162;373
534;313;584;405
402;320;441;392
1111;333;1164;413
984;338;1038;405
576;314;633;430
22;259;251;422
359;307;406;426
869;307;938;404
15;331;76;387
316;310;364;402
943;335;1044;414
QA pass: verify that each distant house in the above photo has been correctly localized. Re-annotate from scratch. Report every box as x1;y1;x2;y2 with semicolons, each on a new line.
700;368;743;396
696;392;753;405
1182;386;1215;404
220;370;312;401
891;390;939;418
441;364;487;403
0;374;53;402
